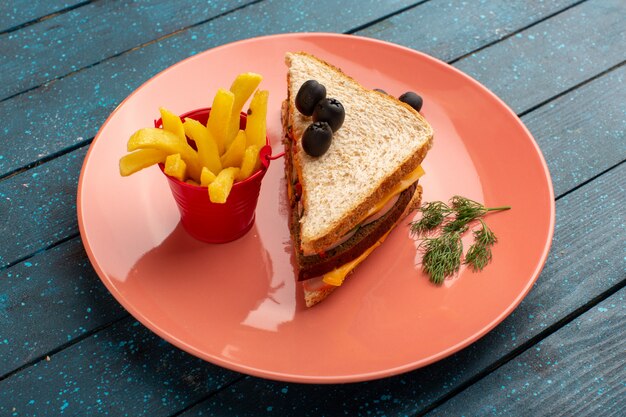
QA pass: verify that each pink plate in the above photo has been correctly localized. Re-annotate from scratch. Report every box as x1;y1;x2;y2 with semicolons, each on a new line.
77;33;555;383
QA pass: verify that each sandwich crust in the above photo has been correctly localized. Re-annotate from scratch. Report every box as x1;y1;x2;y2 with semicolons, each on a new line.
285;52;434;254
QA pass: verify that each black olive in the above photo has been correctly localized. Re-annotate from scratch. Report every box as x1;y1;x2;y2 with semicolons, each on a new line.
312;98;345;132
295;80;326;116
302;122;333;157
398;91;423;112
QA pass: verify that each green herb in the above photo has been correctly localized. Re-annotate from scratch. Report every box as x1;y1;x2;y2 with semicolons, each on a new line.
410;196;510;283
464;219;498;271
410;201;452;234
418;232;463;284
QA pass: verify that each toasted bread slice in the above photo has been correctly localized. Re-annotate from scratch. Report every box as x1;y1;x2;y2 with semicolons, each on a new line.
302;184;423;307
285;52;433;254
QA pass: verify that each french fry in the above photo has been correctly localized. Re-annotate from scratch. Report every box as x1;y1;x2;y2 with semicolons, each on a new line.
220;130;246;168
119;148;167;176
245;90;269;148
208;167;240;203
164;153;186;181
207;88;234;155
183;118;222;175
225;73;262;148
200;166;217;186
237;145;261;181
159;108;186;143
127;128;202;182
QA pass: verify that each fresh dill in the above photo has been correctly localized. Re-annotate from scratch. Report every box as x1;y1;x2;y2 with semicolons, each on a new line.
410;196;510;283
465;219;498;271
418;232;463;284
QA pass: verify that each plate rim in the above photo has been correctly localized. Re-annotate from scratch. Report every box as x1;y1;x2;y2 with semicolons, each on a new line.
77;32;556;383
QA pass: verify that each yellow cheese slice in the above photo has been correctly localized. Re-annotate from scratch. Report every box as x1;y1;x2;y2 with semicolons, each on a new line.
361;164;425;221
322;229;393;286
318;165;426;282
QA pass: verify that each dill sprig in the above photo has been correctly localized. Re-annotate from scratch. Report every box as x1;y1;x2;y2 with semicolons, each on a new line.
464;219;498;271
410;196;510;284
418;232;463;285
410;200;453;234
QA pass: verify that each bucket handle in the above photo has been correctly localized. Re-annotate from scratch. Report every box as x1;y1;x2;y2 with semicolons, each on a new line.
265;151;285;161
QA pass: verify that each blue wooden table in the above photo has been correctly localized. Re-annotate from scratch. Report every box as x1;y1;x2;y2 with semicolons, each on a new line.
1;1;624;415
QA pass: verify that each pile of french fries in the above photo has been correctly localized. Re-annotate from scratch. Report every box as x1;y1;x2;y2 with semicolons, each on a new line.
119;73;268;203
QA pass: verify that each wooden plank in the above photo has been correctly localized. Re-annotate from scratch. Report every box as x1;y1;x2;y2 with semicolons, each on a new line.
358;0;581;62
0;316;240;416
426;288;626;416
452;0;626;113
0;0;84;33
0;0;252;101
0;147;86;268
522;65;626;197
0;0;416;178
0;237;126;377
161;164;626;416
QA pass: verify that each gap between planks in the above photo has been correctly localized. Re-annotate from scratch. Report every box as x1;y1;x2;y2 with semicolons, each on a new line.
447;0;588;66
413;276;626;417
0;0;265;106
0;0;92;36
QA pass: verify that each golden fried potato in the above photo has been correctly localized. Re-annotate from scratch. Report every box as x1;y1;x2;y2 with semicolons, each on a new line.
127;128;202;182
237;145;261;181
159;108;186;143
164;153;186;181
200;166;217;186
207;88;234;155
119;148;167;176
220;129;246;168
245;89;269;149
225;73;262;148
208;167;240;203
183;118;222;175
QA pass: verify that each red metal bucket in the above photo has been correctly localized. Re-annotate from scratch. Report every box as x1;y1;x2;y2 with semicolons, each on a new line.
156;108;271;243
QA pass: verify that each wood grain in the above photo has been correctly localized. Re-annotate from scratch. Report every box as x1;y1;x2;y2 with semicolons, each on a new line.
0;0;252;101
0;316;240;416
522;64;626;197
0;147;86;268
0;0;85;33
453;0;626;114
0;238;126;377
427;288;626;416
358;0;580;62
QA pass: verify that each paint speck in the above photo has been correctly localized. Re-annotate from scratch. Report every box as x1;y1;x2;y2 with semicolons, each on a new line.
24;262;32;267
267;406;273;411
60;400;69;411
281;387;288;394
597;307;608;312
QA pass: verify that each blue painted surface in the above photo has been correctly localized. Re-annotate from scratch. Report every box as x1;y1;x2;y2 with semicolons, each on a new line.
0;0;624;415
